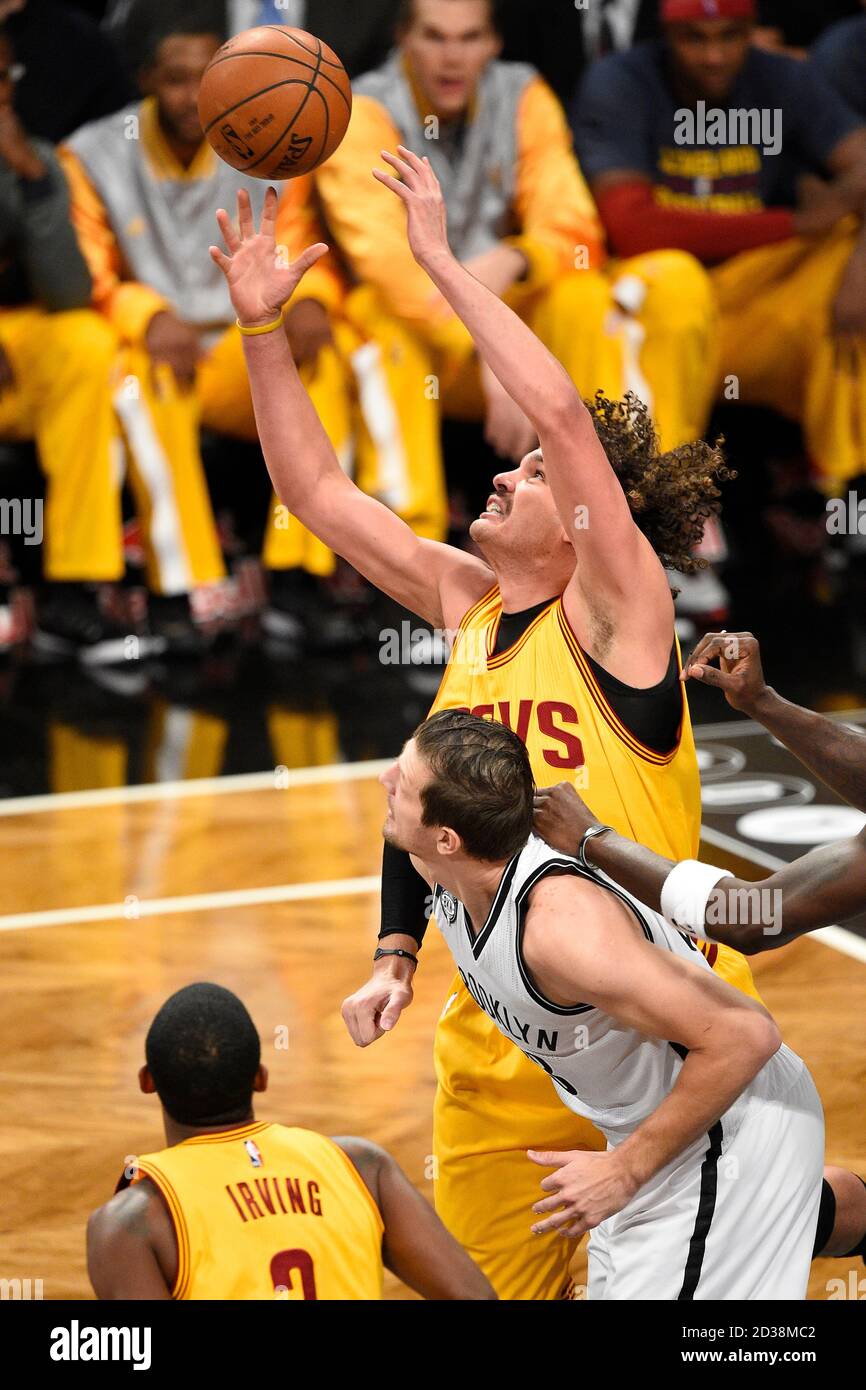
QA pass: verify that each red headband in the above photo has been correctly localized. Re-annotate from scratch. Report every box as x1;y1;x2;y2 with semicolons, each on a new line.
661;0;756;19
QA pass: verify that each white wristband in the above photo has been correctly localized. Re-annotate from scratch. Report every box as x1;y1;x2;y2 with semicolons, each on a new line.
660;860;735;942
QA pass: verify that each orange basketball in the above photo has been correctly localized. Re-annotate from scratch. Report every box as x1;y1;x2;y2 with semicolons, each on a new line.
198;26;352;180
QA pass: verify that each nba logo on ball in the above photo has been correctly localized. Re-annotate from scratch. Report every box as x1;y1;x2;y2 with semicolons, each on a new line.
440;891;458;924
244;1139;263;1167
198;26;353;180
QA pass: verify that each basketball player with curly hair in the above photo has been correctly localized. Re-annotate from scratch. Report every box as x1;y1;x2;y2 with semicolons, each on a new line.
211;152;757;1300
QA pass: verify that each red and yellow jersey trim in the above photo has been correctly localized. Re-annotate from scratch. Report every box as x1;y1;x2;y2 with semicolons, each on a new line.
486;599;558;670
325;1140;385;1236
133;1159;192;1300
176;1120;271;1147
555;601;684;766
455;583;499;636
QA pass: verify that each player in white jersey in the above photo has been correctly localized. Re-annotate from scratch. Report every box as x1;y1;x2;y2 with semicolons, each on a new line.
381;709;825;1300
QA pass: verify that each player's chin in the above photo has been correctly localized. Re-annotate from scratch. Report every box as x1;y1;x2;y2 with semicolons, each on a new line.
470;515;503;545
382;822;408;853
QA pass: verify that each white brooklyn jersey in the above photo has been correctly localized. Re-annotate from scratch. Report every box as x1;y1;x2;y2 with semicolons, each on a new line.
433;835;771;1143
432;835;825;1299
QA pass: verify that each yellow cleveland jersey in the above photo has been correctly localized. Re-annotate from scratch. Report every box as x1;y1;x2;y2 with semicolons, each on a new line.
432;586;700;859
131;1122;384;1300
431;586;760;997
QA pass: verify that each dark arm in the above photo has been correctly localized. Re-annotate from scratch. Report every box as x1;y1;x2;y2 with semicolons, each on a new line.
684;631;866;812
86;1180;175;1300
334;1138;496;1300
584;824;866;954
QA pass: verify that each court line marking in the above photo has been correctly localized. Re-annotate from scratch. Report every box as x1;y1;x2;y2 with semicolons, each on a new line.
0;875;382;933
1;826;864;969
0;709;863;816
0;759;393;818
694;709;866;740
700;824;866;966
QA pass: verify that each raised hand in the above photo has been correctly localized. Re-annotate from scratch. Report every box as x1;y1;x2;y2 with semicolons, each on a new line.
210;186;328;328
533;782;599;855
372;145;451;267
681;630;769;713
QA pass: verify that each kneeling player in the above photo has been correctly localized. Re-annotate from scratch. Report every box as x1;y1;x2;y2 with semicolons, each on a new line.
87;983;494;1300
383;711;825;1300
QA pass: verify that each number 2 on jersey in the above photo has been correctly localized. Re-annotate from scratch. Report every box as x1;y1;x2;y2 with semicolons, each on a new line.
271;1248;318;1300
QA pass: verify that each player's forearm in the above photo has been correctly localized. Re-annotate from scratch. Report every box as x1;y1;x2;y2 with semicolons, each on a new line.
584;832;673;914
584;833;779;953
418;246;580;432
613;1017;780;1192
241;328;344;517
745;686;866;812
708;838;866;950
380;841;430;948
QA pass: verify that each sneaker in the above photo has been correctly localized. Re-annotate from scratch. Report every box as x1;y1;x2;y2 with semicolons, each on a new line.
33;586;163;666
149;594;213;658
263;569;363;653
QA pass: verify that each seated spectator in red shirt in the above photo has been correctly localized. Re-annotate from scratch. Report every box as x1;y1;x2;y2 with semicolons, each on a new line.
573;0;866;494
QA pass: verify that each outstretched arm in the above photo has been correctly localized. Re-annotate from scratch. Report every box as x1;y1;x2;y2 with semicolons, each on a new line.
684;631;866;812
373;147;672;646
534;782;866;954
210;188;489;629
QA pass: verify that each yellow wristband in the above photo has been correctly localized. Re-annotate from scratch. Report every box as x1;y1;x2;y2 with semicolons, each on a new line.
237;311;284;336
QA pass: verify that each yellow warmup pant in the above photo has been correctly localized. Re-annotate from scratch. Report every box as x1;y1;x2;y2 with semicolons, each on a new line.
200;322;352;578
434;939;761;1301
711;223;866;490
0;307;125;582
198;312;448;576
113;350;225;594
443;252;718;451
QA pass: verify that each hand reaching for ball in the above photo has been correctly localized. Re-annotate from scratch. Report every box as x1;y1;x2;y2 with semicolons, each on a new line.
210;187;329;329
373;146;451;269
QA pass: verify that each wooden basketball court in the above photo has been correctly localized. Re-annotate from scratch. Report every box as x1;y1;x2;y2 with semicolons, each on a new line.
1;762;864;1300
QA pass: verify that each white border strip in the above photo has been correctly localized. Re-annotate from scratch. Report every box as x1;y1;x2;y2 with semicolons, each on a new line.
0;875;381;934
695;708;866;741
700;824;866;965
1;707;864;814
0;759;393;818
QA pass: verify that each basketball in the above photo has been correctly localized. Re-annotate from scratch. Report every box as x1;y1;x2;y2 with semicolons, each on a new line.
198;26;352;180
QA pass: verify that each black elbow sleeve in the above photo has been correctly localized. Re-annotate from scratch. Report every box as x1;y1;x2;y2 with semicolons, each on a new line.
380;840;431;947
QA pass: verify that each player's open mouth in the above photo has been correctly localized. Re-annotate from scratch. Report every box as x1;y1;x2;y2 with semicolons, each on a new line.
480;497;507;521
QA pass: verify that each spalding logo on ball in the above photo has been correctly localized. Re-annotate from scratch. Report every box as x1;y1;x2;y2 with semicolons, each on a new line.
198;26;352;180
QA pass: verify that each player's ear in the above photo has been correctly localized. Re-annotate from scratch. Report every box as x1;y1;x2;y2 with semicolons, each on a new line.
254;1065;268;1094
437;826;462;857
139;1065;157;1095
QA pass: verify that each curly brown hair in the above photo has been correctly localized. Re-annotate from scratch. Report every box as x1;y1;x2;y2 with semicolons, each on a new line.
586;391;734;575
